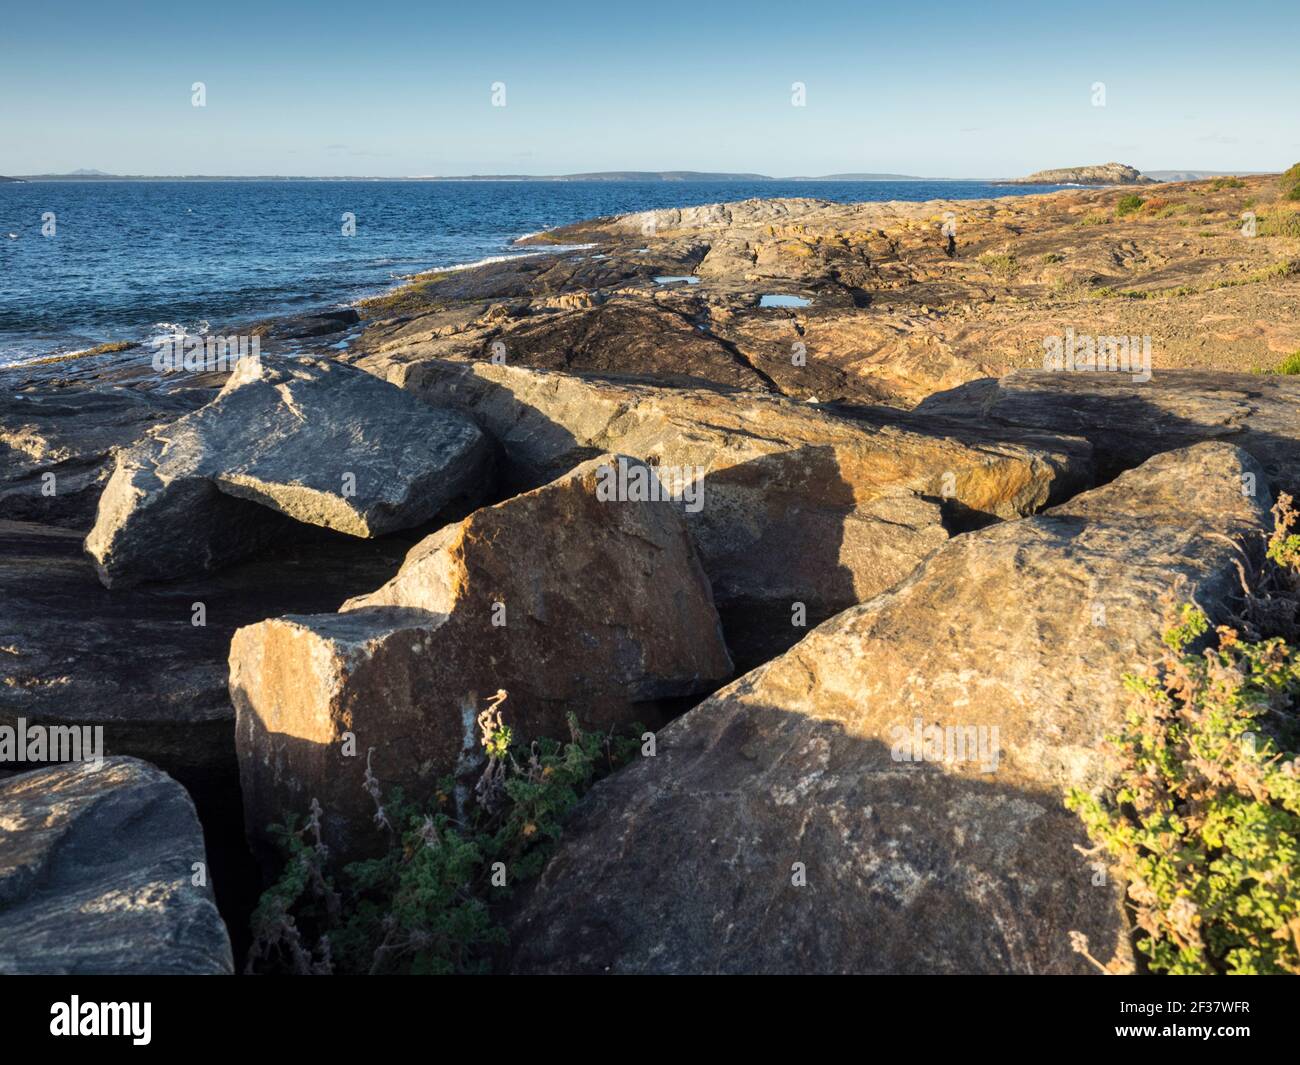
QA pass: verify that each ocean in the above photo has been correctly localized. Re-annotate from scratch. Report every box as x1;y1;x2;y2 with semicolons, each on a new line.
0;179;1067;367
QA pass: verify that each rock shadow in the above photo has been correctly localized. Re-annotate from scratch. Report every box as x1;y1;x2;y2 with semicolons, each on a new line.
504;704;1132;975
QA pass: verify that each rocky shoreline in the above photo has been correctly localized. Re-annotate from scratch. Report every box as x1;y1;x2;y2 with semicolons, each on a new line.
2;170;1299;973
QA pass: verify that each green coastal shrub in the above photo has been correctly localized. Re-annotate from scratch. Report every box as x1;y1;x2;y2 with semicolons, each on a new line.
1258;210;1300;239
1281;162;1300;202
1067;501;1300;975
1115;194;1146;217
247;692;642;974
1278;351;1300;376
1212;176;1247;191
976;251;1019;279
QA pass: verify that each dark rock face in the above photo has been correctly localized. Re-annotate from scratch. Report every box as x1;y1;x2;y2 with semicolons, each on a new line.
507;443;1270;974
252;307;360;342
84;356;492;587
917;369;1300;495
457;301;780;392
0;518;414;783
231;455;734;866
0;757;233;974
0;384;205;528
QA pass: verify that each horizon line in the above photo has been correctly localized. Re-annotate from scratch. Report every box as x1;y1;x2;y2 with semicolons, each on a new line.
3;167;1276;184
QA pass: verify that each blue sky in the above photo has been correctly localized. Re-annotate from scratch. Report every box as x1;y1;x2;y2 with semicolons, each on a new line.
2;0;1296;177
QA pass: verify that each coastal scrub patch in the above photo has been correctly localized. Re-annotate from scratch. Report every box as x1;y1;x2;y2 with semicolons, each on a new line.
1067;499;1300;975
1115;194;1146;218
976;251;1019;280
1208;260;1299;289
1278;351;1300;376
246;692;642;975
1258;210;1300;239
1049;276;1090;301
1281;162;1300;202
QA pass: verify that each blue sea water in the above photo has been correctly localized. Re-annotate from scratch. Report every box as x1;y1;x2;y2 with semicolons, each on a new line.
0;179;1068;366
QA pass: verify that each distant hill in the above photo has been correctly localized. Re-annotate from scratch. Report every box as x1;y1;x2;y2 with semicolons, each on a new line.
789;172;928;181
1001;162;1155;186
1143;169;1266;182
14;169;931;182
427;170;932;181
0;175;21;183
21;166;1268;184
432;171;776;182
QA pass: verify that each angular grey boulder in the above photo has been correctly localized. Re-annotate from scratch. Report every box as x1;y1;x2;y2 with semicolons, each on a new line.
508;443;1272;974
84;356;492;587
0;757;233;974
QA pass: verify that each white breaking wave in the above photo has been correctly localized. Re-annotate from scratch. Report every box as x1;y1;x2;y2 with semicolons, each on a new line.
351;245;596;307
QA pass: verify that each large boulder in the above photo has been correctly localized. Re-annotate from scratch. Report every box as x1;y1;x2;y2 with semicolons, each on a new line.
0;757;233;974
918;369;1300;495
507;443;1272;974
84;356;492;587
231;454;733;865
376;359;1092;622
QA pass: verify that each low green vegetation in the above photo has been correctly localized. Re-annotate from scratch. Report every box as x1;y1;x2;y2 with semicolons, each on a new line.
85;340;133;356
26;339;135;367
976;251;1019;280
1258;210;1300;239
356;272;449;317
1067;500;1300;975
1074;212;1112;227
1048;276;1090;301
1115;194;1146;217
1208;260;1299;289
1281;162;1300;202
1278;351;1300;376
1041;252;1064;264
1084;263;1292;303
1088;285;1149;300
1211;176;1247;190
247;692;642;974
